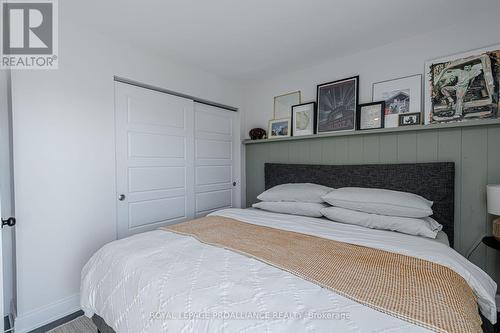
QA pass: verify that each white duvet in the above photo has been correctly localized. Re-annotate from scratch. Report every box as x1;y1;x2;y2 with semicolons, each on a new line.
81;208;497;333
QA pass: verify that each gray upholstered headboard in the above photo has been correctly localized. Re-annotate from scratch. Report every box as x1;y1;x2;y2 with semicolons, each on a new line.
265;162;455;246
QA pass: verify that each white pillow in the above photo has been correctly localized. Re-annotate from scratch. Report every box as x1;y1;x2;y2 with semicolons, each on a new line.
257;183;333;203
253;201;328;217
321;187;433;218
321;206;442;239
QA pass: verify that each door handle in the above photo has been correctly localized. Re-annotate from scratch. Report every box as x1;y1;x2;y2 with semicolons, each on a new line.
232;182;237;187
118;194;126;201
1;217;16;228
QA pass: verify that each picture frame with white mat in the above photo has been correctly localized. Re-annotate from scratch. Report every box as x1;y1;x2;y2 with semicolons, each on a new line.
372;74;422;128
291;102;316;136
268;118;291;139
273;91;301;119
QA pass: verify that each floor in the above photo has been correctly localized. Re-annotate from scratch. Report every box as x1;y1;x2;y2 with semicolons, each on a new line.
27;312;96;333
46;316;96;333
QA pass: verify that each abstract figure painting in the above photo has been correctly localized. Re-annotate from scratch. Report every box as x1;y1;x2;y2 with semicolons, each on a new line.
317;76;359;133
425;45;500;124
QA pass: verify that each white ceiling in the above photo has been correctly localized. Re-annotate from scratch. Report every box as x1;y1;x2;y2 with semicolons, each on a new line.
66;0;499;81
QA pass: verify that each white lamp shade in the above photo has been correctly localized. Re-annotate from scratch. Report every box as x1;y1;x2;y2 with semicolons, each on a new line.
487;185;500;215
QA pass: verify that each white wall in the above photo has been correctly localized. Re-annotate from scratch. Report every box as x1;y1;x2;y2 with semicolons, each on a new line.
11;17;243;332
242;19;500;135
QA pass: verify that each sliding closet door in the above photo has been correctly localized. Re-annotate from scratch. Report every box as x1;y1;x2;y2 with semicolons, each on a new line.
194;103;239;217
115;83;195;238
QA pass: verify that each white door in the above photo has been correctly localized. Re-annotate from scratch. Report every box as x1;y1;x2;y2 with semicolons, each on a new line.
115;83;195;238
0;191;4;333
0;70;11;332
194;103;240;217
0;183;4;333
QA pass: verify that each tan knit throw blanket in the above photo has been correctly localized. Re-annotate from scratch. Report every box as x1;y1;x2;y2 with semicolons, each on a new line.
161;216;481;333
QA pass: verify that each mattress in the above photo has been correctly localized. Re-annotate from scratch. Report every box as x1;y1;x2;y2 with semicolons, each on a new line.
81;208;496;332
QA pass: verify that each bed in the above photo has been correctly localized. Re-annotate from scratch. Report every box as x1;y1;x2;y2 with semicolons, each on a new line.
81;162;497;333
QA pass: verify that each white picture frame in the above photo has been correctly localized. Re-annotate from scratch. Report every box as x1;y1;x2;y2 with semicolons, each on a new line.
268;118;291;139
372;74;422;128
273;91;301;119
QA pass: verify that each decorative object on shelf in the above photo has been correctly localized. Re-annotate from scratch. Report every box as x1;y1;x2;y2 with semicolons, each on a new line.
274;91;301;119
356;101;385;130
291;102;316;136
317;76;358;133
487;184;500;241
425;45;500;125
249;128;266;140
372;74;422;129
398;112;421;127
268;118;291;139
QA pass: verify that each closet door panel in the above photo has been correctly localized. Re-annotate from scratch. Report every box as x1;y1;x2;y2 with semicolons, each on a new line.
194;103;236;217
128;197;186;228
196;190;232;213
128;132;185;158
115;82;194;238
196;140;232;160
128;166;185;192
195;165;232;186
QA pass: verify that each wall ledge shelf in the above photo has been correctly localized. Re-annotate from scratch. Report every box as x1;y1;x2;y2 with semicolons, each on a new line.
243;118;500;145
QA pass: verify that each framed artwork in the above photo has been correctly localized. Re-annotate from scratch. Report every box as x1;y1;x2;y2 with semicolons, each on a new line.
274;91;301;119
317;76;359;133
356;101;385;130
291;102;316;136
399;112;421;126
425;45;500;124
268;118;291;139
372;74;422;128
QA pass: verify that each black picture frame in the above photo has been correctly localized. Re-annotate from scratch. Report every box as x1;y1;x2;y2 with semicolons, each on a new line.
291;102;317;136
316;76;359;133
356;101;385;130
398;112;421;126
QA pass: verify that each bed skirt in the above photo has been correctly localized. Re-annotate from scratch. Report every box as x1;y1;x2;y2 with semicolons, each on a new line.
92;315;116;333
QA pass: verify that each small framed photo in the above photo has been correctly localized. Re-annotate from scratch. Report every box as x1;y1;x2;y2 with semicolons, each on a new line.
274;91;301;119
291;102;316;136
372;74;422;128
356;101;385;130
398;112;421;126
317;76;359;133
268;118;291;139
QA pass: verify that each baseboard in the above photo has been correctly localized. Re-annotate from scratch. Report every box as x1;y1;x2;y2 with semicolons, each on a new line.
14;293;80;333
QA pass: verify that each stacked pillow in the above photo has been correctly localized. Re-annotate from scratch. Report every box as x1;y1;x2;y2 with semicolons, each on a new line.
252;183;332;217
321;187;441;238
253;184;442;239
